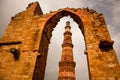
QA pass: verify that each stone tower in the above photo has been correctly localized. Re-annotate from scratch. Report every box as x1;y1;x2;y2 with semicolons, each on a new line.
58;21;76;80
0;2;120;80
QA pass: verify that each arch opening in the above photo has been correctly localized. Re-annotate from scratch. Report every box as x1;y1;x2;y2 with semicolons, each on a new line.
32;10;89;80
45;16;89;80
43;10;85;42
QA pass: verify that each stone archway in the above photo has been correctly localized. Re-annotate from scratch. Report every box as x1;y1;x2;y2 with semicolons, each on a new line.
32;4;120;80
32;9;86;80
0;2;120;80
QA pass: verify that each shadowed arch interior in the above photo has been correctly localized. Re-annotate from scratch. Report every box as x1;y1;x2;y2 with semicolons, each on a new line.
32;10;86;80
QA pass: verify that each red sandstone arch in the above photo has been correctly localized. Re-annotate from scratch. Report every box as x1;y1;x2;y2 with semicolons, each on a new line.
33;8;120;80
44;9;84;36
0;2;120;80
33;9;88;80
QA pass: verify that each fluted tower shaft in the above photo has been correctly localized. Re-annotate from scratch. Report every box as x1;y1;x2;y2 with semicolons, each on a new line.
58;21;76;80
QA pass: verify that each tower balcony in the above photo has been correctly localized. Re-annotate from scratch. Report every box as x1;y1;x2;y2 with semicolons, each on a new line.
64;31;72;36
59;60;76;68
62;43;74;48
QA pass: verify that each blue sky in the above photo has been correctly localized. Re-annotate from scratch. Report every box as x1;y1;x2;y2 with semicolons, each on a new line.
0;0;120;80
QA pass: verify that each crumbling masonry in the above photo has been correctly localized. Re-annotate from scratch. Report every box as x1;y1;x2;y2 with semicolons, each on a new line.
0;2;120;80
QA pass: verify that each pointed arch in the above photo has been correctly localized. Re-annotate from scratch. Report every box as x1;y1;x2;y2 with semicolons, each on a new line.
43;9;85;43
32;9;87;80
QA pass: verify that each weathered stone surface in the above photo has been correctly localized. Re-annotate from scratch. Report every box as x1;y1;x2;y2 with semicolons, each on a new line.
0;1;120;80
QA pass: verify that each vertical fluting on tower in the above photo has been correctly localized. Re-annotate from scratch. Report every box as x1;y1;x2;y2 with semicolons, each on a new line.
58;21;76;80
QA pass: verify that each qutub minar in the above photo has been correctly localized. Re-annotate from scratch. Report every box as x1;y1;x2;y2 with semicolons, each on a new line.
58;21;76;80
0;1;120;80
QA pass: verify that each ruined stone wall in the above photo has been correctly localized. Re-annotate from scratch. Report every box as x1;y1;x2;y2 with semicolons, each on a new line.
0;2;43;80
39;7;120;79
0;2;120;80
81;9;120;80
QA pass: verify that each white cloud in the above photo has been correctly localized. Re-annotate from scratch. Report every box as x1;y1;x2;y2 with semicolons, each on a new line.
113;32;120;62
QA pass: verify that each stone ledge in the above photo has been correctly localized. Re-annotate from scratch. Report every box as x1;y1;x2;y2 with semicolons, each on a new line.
0;41;22;46
99;40;114;48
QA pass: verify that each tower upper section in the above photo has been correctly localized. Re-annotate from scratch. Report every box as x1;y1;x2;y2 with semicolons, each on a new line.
62;21;73;48
65;21;71;32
